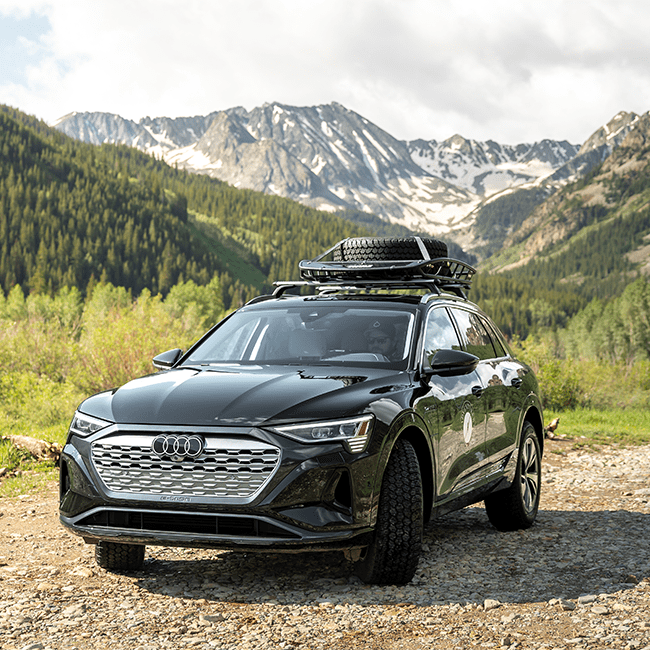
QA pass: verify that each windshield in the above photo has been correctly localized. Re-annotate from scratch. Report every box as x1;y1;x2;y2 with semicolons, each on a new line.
182;303;416;368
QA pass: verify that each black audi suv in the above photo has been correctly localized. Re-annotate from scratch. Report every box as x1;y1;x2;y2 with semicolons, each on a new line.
59;237;543;585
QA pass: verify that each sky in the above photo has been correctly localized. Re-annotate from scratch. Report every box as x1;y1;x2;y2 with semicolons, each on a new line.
1;0;650;145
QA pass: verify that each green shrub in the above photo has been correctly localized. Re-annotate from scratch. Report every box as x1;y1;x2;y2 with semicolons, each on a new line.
535;358;582;410
70;288;201;394
163;276;224;331
0;372;83;445
514;335;585;410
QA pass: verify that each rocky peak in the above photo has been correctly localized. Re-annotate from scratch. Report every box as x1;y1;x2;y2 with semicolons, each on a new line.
197;112;256;156
578;111;640;155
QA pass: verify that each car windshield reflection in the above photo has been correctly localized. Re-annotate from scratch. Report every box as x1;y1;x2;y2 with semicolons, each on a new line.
181;304;416;368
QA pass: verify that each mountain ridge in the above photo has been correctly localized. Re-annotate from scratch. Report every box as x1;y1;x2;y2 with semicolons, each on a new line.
53;104;644;262
6;103;650;341
52;103;581;241
497;112;650;269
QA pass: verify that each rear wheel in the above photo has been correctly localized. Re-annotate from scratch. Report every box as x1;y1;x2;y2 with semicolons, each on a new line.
484;422;541;531
354;438;423;585
333;237;447;262
95;542;145;571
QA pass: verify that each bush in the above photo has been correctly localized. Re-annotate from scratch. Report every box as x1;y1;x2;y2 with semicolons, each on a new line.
0;280;228;441
514;335;585;410
0;372;84;446
163;276;224;332
535;358;582;410
70;287;204;394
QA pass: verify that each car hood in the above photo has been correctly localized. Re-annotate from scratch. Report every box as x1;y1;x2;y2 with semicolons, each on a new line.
79;365;410;427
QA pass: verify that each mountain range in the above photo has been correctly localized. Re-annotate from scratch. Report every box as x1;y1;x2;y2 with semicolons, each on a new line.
54;103;642;260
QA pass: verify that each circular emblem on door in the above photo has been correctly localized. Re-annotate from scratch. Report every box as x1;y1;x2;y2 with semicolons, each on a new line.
152;434;204;461
463;410;473;445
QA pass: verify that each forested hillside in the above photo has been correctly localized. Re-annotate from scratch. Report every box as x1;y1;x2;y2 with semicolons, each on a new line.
473;114;650;338
468;187;554;259
0;106;365;309
488;113;650;282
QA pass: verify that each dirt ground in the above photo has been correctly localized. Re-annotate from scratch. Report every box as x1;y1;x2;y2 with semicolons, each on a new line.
1;439;649;650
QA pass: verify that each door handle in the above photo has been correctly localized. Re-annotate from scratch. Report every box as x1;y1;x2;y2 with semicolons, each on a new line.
471;385;484;397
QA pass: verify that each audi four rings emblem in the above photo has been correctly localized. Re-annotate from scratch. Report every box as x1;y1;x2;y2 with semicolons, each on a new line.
152;434;204;460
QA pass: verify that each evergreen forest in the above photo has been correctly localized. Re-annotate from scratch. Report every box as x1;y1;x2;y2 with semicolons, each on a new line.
0;105;365;310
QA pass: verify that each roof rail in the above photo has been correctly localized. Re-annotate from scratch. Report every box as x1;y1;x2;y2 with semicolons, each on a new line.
273;266;475;301
272;278;473;299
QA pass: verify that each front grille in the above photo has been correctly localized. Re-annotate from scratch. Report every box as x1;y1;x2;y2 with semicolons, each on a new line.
78;509;299;539
91;434;281;498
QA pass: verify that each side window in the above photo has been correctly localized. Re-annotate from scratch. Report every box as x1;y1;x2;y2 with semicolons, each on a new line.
423;308;462;364
480;316;506;358
449;309;497;361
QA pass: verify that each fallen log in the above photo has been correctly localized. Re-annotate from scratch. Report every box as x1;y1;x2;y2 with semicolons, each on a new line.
3;435;63;463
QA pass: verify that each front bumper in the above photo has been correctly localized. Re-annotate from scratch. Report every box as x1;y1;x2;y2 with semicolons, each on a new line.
59;424;377;551
59;506;372;551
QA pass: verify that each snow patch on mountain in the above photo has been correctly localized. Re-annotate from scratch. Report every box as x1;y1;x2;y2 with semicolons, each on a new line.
408;136;578;197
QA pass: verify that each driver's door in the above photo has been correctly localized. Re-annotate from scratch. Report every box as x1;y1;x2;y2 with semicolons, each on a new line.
414;306;486;500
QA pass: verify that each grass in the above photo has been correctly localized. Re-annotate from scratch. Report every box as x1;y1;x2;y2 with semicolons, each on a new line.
0;371;80;498
545;407;650;447
0;459;58;497
0;439;32;472
0;434;67;498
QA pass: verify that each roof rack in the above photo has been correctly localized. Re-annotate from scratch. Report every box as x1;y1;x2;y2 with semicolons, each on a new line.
271;240;477;300
272;278;469;299
300;256;474;282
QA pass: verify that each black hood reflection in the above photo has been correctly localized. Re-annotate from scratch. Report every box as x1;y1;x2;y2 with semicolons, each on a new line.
79;365;403;427
298;372;367;387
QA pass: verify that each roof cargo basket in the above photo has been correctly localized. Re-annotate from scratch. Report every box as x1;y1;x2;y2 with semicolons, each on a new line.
273;237;476;299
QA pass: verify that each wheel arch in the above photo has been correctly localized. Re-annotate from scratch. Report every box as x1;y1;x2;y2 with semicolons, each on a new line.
397;426;435;525
369;413;434;528
523;405;544;456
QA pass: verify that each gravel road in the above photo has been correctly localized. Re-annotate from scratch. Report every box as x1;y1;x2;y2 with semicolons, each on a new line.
1;439;649;650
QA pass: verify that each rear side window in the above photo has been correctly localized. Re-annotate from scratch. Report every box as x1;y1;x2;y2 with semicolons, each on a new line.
449;308;497;361
480;316;507;358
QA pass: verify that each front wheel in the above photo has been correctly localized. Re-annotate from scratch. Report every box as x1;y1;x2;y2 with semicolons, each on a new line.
95;541;145;571
354;438;423;585
484;421;541;531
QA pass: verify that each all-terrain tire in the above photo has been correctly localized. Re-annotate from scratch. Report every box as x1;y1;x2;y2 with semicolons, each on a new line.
484;421;541;531
95;541;145;571
333;237;447;262
354;438;423;585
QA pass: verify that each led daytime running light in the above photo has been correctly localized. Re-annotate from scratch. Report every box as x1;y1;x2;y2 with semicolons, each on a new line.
70;412;111;437
274;415;373;453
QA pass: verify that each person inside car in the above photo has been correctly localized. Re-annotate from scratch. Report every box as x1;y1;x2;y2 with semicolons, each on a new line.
365;321;399;360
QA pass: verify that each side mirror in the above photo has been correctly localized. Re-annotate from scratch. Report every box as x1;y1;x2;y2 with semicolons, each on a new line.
424;349;479;377
153;348;183;370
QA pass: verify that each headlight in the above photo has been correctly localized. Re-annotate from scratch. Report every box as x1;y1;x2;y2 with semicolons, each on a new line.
70;412;112;437
273;415;374;453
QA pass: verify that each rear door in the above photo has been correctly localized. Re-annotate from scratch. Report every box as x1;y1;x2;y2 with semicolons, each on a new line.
479;316;528;464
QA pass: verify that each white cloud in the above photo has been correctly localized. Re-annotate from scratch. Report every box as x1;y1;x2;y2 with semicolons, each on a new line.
1;0;650;144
